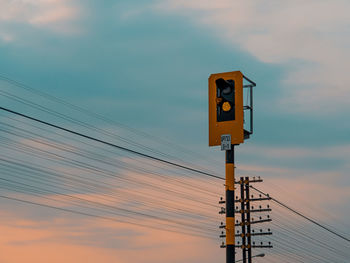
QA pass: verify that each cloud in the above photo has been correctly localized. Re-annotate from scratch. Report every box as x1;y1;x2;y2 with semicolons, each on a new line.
239;143;350;161
0;218;121;263
0;0;81;41
0;209;221;263
232;143;350;224
264;177;350;212
236;143;350;186
154;0;350;114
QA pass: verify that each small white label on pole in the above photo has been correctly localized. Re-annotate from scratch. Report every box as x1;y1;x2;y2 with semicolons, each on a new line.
221;134;231;151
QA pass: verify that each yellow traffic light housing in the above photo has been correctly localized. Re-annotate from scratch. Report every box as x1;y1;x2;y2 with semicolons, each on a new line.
209;71;245;146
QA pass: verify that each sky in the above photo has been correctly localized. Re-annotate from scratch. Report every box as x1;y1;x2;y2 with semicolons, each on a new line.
0;0;350;262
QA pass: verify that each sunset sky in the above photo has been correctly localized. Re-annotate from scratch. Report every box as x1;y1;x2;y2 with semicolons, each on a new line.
0;0;350;262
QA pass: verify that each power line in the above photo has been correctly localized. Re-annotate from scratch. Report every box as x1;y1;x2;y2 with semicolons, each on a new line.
271;219;349;261
0;106;224;180
2;105;350;244
250;185;350;243
0;76;223;171
0;133;218;208
0;176;217;235
0;194;216;240
0;118;222;234
0;113;222;195
0;119;220;197
2;105;350;250
272;205;350;251
0;158;219;224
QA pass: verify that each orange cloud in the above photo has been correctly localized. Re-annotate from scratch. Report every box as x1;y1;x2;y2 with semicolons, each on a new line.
0;210;222;263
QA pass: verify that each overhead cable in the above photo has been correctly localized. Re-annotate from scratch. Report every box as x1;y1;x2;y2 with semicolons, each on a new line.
250;185;350;243
0;106;224;180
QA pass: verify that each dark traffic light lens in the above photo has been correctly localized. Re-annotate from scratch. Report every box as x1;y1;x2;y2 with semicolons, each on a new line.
222;86;232;95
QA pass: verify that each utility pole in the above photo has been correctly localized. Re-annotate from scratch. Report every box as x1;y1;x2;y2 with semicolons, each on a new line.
240;176;247;263
226;146;235;262
235;177;273;263
209;71;256;263
245;177;252;263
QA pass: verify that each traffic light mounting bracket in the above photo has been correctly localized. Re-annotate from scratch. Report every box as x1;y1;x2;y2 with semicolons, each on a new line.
242;75;256;140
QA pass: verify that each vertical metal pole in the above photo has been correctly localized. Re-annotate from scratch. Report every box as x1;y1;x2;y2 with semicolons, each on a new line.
245;177;252;263
226;145;235;263
240;177;247;263
250;86;253;135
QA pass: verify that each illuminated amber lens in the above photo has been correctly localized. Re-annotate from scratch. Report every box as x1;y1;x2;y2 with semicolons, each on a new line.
222;101;231;112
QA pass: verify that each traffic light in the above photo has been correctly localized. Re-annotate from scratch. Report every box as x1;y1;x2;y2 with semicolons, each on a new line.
216;78;235;122
209;71;244;146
